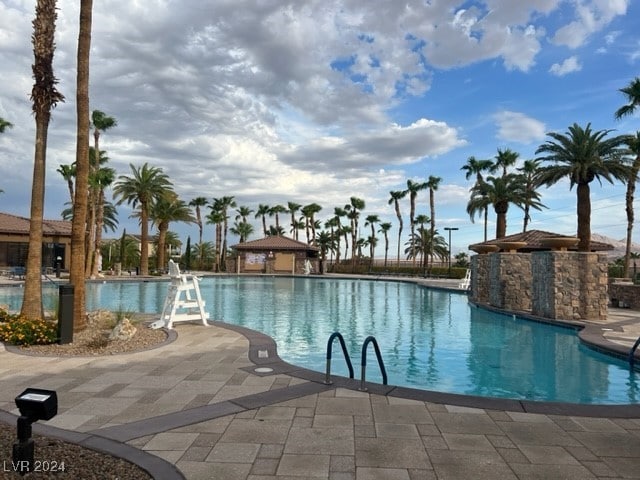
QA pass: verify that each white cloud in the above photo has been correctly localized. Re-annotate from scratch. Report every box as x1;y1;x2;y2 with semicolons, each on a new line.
549;56;583;76
553;0;629;49
494;111;546;144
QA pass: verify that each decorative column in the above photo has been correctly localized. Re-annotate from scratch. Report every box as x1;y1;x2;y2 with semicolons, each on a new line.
470;252;493;304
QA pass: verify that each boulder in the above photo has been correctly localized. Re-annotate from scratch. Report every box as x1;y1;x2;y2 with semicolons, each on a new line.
109;318;137;341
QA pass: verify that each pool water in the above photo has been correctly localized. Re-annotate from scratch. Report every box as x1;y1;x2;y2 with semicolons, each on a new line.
2;276;638;404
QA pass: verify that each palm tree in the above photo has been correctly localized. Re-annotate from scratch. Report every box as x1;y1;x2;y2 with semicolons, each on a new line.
492;148;519;177
315;230;335;274
378;222;392;269
230;220;254;243
615;77;640;119
615;77;640;278
206;207;224;271
214;196;236;269
193;241;216;270
426;176;441;270
235;205;254;224
0;117;13;133
517;159;545;232
404;180;427;266
346;197;365;268
415;214;430;268
287;202;302;240
189;196;208;268
151;195;195;272
388;190;406;267
301;203;323;244
269;204;287;234
621;133;640;277
467;174;528;239
89;163;116;277
255;204;270;236
69;0;93;331
332;207;347;262
364;214;379;270
113;163;174;275
57;164;76;205
536;123;630;252
22;0;65;321
461;156;494;241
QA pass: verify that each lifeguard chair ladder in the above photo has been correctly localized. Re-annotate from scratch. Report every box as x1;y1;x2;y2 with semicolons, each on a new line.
150;260;209;329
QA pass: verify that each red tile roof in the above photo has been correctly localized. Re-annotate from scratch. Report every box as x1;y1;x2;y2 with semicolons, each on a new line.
468;229;613;252
0;212;72;236
231;236;319;251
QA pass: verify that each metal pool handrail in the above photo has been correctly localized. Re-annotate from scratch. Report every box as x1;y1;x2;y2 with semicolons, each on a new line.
325;332;354;384
629;336;640;367
360;335;388;391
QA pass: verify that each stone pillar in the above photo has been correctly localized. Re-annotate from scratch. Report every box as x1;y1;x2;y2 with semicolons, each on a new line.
488;253;532;311
531;251;608;320
470;254;491;304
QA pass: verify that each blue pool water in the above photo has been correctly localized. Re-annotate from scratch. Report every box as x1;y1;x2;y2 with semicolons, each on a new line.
2;276;638;404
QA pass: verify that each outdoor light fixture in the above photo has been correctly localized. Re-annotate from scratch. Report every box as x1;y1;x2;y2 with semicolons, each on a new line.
444;227;459;275
13;388;58;474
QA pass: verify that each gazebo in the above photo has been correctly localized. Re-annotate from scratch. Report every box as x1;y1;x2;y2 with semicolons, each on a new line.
468;229;614;253
230;236;320;274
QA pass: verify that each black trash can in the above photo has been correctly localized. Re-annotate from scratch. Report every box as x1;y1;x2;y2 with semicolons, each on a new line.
57;285;74;344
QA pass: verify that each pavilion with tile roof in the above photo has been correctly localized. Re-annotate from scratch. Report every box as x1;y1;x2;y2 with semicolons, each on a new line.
468;229;614;253
0;211;71;270
230;236;320;274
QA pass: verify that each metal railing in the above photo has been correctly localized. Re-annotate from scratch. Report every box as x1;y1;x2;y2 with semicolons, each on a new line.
359;336;387;391
325;332;354;384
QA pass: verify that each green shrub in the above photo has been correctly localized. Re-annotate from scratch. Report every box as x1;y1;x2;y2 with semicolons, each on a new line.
0;316;58;345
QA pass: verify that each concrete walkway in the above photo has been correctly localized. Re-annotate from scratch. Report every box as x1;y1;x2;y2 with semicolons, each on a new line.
1;278;640;479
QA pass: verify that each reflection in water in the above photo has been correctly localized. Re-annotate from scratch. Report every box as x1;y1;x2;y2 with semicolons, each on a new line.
2;277;639;404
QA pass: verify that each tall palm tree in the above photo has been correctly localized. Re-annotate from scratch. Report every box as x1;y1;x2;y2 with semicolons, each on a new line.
461;156;494;241
22;0;65;321
615;77;640;278
467;174;528;239
113;163;174;275
151;195;195;272
415;214;430;268
268;204;287;234
333;206;347;261
215;196;236;269
287;202;302;240
84;147;110;277
206;207;224;271
189;196;208;268
426;176;441;270
346;197;365;268
404;180;427;266
301;203;323;244
388;190;406;266
517;159;545;232
57;164;76;205
621;133;640;277
364;214;379;269
255;203;270;236
378;222;392;269
69;0;93;331
0;117;13;133
536;123;630;252
235;205;254;224
89;163;116;277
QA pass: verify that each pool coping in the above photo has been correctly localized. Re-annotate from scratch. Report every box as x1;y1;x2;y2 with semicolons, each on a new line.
213;317;640;418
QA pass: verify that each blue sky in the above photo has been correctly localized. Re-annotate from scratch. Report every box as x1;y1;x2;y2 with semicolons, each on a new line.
0;0;639;258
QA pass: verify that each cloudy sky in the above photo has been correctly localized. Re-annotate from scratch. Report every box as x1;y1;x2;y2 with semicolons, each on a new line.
1;0;639;257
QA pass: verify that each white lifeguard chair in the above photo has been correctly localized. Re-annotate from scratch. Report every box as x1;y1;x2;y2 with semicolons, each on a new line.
150;260;209;329
459;269;471;290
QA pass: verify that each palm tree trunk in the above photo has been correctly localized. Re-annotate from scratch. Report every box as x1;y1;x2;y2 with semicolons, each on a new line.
140;204;150;275
157;224;167;272
623;162;639;277
576;182;591;252
70;0;93;331
90;188;105;277
21;113;48;320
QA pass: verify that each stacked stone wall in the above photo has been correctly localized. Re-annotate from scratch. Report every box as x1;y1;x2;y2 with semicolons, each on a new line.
470;255;491;304
531;252;607;320
609;282;640;309
487;253;531;311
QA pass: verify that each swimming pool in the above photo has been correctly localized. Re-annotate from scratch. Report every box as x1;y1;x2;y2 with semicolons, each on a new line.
2;276;638;404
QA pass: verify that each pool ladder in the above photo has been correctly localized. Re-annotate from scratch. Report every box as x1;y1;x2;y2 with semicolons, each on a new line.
325;332;388;391
629;336;640;367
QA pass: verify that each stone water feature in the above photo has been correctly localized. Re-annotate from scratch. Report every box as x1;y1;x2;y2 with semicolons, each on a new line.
470;238;609;321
